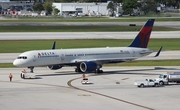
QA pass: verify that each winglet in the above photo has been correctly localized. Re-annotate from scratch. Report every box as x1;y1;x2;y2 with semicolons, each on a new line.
154;46;163;57
128;19;155;48
52;41;56;50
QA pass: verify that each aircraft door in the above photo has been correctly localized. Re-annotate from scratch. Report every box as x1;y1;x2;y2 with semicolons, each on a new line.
61;54;65;61
55;51;66;63
133;51;135;57
33;54;36;62
131;49;135;57
61;51;66;63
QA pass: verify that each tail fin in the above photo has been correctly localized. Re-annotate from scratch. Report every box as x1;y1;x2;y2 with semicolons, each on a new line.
52;41;56;50
128;19;155;48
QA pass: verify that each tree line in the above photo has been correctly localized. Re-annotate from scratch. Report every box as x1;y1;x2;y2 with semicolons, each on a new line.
107;0;180;16
19;0;180;15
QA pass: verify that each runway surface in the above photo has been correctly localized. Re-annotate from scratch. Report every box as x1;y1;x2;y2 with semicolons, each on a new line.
0;31;180;40
0;21;180;28
1;66;180;110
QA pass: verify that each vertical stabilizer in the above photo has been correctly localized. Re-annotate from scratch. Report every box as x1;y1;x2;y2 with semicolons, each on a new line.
52;41;56;50
128;19;155;48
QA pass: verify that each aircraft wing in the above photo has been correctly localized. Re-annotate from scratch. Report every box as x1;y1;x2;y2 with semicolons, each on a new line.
71;57;138;64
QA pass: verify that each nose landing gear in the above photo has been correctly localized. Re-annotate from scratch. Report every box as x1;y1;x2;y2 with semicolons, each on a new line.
28;66;34;73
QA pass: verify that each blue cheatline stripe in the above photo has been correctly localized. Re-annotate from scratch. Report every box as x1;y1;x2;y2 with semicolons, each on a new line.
144;19;155;27
129;36;142;48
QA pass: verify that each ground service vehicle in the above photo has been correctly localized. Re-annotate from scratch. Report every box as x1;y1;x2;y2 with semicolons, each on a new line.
134;79;159;88
81;78;90;84
155;72;180;85
21;71;35;79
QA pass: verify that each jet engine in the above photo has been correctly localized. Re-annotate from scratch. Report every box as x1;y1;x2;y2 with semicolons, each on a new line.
47;65;63;70
80;62;97;73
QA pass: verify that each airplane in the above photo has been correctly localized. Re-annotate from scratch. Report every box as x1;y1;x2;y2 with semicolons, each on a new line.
13;19;160;75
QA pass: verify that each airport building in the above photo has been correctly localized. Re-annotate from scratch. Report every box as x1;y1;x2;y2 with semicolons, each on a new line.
52;2;109;16
0;0;33;11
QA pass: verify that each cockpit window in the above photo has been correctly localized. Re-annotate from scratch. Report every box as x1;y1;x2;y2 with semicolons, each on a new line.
17;56;27;59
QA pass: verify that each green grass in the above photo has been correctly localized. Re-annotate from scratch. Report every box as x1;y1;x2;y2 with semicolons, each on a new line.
0;38;179;53
0;63;15;68
2;16;180;22
0;26;179;32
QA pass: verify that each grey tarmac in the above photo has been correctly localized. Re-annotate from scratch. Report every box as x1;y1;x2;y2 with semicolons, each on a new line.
0;31;180;40
0;21;180;28
0;66;180;110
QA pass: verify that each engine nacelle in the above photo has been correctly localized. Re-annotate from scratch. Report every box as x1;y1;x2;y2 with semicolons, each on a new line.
47;65;63;70
80;62;97;73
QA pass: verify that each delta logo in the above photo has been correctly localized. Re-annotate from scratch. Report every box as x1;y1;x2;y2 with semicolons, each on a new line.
38;52;55;56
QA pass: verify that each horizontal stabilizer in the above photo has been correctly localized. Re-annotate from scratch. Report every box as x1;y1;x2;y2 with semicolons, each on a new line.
154;46;163;57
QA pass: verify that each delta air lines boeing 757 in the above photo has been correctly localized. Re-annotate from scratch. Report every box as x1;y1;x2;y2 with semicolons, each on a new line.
13;19;160;75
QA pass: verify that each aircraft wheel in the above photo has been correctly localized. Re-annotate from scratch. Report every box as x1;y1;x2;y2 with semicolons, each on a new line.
20;73;23;78
95;69;103;74
155;83;159;87
95;69;98;74
75;68;78;72
22;74;25;79
100;70;103;73
159;81;164;86
140;84;144;88
75;68;82;73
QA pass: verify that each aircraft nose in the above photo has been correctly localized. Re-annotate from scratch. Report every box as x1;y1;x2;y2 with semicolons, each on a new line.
13;59;20;66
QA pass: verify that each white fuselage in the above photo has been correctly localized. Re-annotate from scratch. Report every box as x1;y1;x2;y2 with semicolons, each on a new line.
13;46;153;67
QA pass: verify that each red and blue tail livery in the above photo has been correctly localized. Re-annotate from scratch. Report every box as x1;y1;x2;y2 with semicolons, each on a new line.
129;19;155;48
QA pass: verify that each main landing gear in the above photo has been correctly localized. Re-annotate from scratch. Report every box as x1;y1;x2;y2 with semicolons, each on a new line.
28;66;34;73
75;67;103;74
75;67;81;73
95;69;103;74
